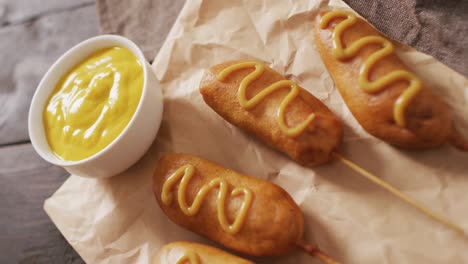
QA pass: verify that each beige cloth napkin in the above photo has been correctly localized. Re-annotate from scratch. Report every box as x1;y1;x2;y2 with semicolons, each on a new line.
344;0;468;77
97;0;185;61
97;0;468;76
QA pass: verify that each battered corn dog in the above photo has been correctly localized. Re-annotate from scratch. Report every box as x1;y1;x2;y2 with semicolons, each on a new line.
199;61;343;166
153;154;337;263
314;10;468;150
154;241;253;264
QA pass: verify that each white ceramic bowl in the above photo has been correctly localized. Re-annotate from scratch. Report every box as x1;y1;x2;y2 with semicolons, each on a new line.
28;35;163;178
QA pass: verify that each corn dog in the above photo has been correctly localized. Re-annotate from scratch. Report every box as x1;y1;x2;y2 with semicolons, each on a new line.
314;10;467;150
199;61;343;166
153;241;253;264
153;154;337;263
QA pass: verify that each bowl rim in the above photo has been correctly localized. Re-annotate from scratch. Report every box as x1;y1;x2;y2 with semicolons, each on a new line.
28;34;151;167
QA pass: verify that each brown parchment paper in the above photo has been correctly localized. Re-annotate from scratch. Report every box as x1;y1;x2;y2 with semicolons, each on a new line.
44;0;468;263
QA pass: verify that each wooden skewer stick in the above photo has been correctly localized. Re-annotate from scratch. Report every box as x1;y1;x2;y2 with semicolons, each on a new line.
296;240;340;264
332;152;465;234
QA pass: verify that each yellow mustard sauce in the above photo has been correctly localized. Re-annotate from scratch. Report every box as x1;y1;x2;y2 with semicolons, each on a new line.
176;251;200;264
217;61;316;137
162;164;253;234
319;10;422;127
43;47;143;161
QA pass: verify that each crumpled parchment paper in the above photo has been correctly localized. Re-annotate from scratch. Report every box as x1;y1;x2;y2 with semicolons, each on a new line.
44;0;468;263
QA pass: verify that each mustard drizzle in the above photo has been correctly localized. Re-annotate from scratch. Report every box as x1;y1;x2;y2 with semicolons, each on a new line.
176;251;200;264
161;164;253;234
217;61;316;137
319;10;422;127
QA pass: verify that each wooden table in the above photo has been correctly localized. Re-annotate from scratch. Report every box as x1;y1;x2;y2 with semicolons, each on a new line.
0;1;181;262
0;1;97;262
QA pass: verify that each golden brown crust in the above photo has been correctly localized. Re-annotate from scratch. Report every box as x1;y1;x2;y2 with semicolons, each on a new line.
154;241;254;264
199;61;343;166
314;11;467;150
153;154;304;256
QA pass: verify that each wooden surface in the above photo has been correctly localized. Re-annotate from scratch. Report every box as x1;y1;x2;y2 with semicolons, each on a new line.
0;144;84;263
1;1;96;263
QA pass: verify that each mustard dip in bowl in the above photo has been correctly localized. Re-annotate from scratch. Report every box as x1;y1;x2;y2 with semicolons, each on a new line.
29;35;163;178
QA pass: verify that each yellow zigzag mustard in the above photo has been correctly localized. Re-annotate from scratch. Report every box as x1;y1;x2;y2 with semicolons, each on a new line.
217;61;316;137
162;164;253;234
320;10;422;127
